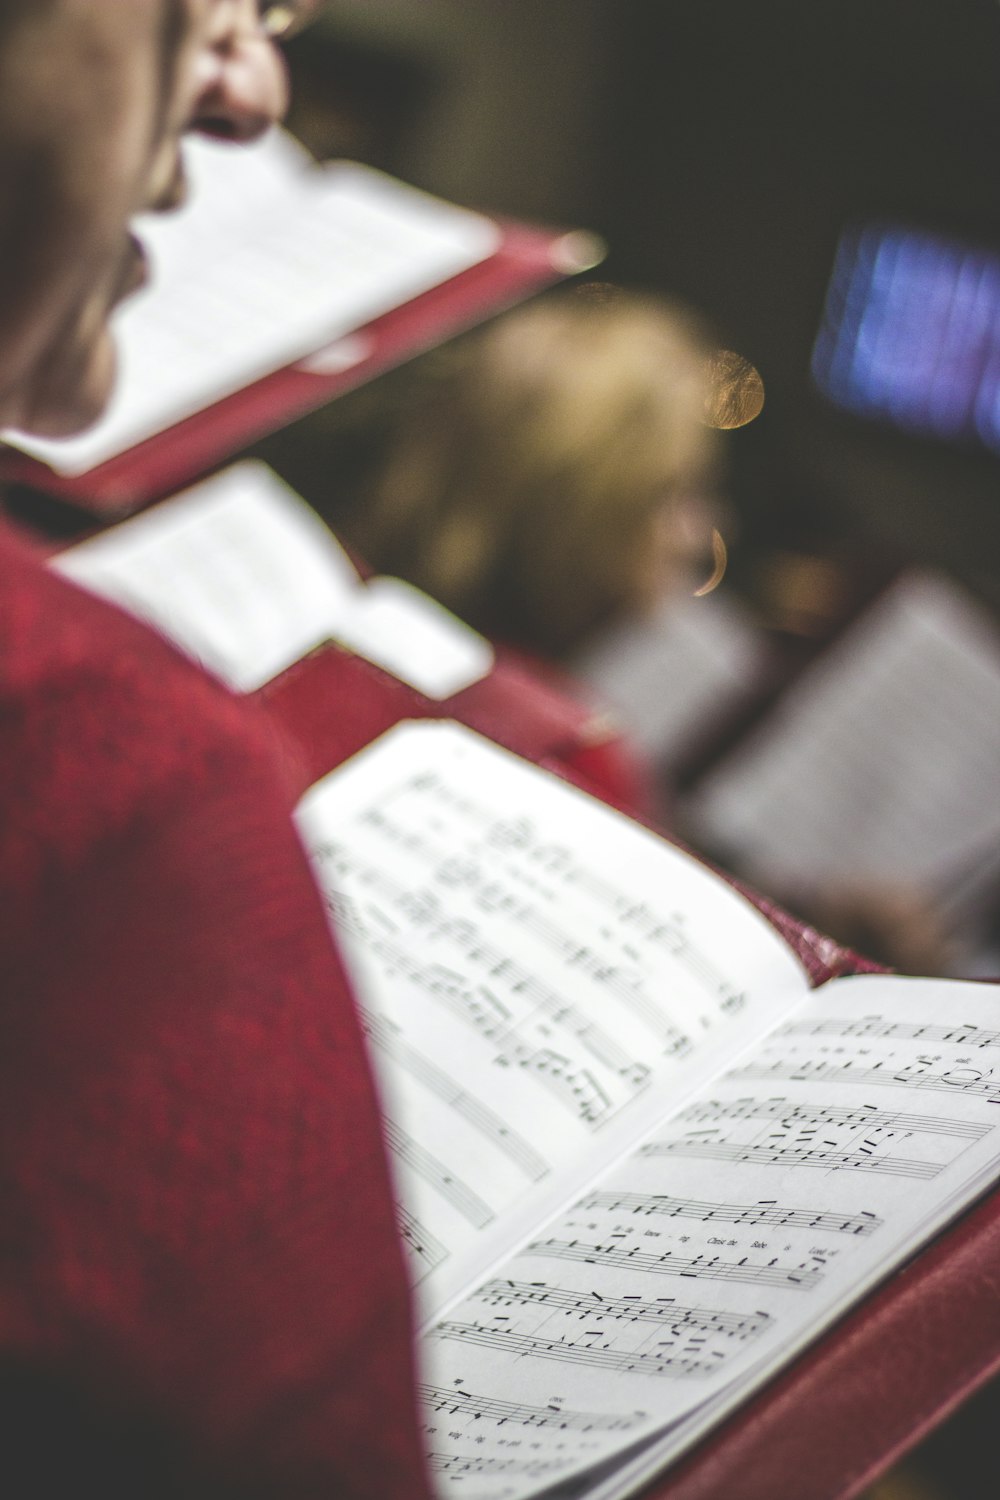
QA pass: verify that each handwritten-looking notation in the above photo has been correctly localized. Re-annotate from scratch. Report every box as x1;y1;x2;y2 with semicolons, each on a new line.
363;1014;550;1182
383;1118;496;1229
398;1205;450;1280
576;1190;883;1237
675;1096;991;1142
420;1384;648;1434
524;1238;824;1290
777;1015;1000;1051
472;1279;772;1341
727;1058;1000;1104
430;1321;723;1379
640;1138;942;1180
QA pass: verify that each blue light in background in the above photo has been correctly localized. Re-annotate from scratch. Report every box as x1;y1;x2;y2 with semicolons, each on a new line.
812;222;1000;453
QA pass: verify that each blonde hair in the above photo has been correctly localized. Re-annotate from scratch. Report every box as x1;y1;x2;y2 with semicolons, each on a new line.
350;289;721;657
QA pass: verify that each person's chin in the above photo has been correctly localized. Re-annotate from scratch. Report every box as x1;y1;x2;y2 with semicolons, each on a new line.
19;328;118;439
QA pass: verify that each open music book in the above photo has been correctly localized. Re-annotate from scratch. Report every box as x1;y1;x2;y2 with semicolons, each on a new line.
53;462;493;700
682;570;1000;949
0;130;591;509
1;129;500;479
294;720;1000;1500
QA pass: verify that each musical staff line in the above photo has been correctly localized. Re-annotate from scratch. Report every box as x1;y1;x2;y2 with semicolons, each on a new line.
777;1015;1000;1051
640;1138;941;1180
427;1451;566;1480
398;1205;449;1280
430;838;695;1053
576;1190;883;1237
364;933;624;1126
322;840;653;1105
383;1118;496;1229
516;907;692;1052
363;1013;550;1182
473;1279;771;1341
675;1096;990;1142
572;876;747;1015
525;1238;823;1290
450;792;747;1017
727;1058;1000;1104
419;1383;647;1433
431;1321;721;1379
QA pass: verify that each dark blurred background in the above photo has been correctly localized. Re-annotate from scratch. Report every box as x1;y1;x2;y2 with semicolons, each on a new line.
278;0;1000;636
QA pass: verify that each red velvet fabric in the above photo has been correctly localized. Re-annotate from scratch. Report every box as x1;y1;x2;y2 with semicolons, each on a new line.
0;521;431;1497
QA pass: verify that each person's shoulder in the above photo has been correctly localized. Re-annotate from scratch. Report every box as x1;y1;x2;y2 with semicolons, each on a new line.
0;521;296;868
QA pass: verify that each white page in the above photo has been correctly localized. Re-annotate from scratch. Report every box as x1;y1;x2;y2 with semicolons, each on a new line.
53;462;360;692
417;972;1000;1500
53;463;494;698
683;571;1000;922
574;589;771;766
337;577;495;701
4;130;500;474
295;721;809;1318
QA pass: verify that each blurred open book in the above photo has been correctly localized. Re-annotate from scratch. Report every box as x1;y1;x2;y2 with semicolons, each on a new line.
681;570;1000;965
1;129;590;506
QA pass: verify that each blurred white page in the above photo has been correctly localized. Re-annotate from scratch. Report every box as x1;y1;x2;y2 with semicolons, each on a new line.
53;462;493;698
336;577;494;701
5;130;500;475
574;589;771;765
683;572;1000;920
53;463;360;691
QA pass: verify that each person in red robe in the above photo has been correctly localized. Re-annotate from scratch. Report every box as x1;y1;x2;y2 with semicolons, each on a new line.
0;5;430;1495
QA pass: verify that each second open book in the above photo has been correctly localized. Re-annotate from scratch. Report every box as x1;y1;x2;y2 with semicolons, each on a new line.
294;720;999;1500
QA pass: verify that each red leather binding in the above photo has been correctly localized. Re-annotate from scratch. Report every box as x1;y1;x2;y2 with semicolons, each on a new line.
257;641;657;826
0;221;577;516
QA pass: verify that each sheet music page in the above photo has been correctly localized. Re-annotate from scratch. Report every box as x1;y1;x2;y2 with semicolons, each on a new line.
416;972;1000;1500
336;577;495;701
53;463;494;698
294;721;810;1319
53;463;360;692
4;130;500;474
683;571;1000;924
574;588;771;767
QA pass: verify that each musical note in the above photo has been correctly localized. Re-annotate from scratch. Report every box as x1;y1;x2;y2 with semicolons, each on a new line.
360;784;747;1021
362;1014;550;1181
419;1384;647;1433
776;1015;1000;1051
524;1238;824;1290
472;1279;771;1341
325;846;653;1096
575;1190;883;1237
639;1138;942;1180
506;1050;614;1126
516;905;692;1053
427;1451;566;1480
675;1096;991;1142
727;1057;1000;1104
398;1205;449;1280
383;1118;496;1228
430;1321;722;1379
